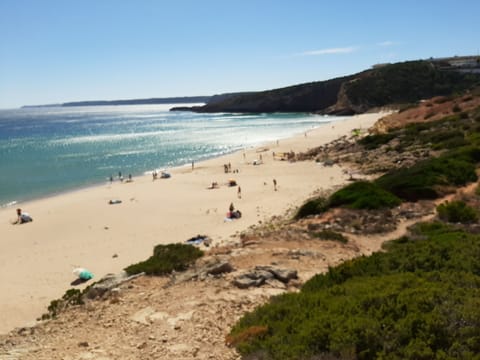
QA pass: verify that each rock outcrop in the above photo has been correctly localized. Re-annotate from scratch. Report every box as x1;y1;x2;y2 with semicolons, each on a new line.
232;266;298;289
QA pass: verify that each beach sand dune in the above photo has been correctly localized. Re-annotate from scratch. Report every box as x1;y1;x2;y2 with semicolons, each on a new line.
0;113;383;334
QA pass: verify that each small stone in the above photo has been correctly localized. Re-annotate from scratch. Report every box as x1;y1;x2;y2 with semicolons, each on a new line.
78;341;89;347
137;342;147;349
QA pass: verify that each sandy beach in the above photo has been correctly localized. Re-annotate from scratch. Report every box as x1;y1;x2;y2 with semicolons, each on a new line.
0;112;384;334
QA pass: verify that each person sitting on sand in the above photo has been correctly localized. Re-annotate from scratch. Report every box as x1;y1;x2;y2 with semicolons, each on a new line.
226;203;242;219
208;181;219;189
12;208;33;224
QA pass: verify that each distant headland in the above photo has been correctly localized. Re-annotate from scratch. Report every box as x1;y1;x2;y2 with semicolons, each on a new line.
22;96;212;108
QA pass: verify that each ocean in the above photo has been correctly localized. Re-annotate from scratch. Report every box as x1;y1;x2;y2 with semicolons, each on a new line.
0;104;341;207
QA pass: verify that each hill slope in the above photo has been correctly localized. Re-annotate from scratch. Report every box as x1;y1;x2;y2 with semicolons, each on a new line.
179;59;480;114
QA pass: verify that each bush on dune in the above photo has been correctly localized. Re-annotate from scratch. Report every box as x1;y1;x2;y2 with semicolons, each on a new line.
295;182;400;220
125;243;203;276
437;200;479;224
232;272;480;360
375;155;477;201
294;196;329;219
358;133;395;150
328;181;401;210
229;222;480;359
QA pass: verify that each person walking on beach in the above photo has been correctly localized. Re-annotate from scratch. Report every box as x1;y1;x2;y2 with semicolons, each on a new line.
273;178;277;191
237;185;242;199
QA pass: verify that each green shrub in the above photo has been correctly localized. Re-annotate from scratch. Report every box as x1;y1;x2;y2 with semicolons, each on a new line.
295;196;329;219
329;181;401;209
358;133;395;150
125;243;203;276
431;135;467;150
446;146;480;163
437;201;478;223
230;222;480;359
312;230;348;243
42;288;84;319
376;155;477;201
232;272;480;359
304;222;476;292
427;129;464;144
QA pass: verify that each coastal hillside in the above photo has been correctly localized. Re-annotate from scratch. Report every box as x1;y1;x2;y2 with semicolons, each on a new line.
229;93;480;359
177;57;480;114
2;94;480;359
180;75;353;113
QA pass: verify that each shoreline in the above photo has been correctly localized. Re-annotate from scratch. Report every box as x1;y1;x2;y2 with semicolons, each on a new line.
0;114;333;209
0;112;385;335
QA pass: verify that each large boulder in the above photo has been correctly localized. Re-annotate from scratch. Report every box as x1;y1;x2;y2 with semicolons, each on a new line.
255;266;298;283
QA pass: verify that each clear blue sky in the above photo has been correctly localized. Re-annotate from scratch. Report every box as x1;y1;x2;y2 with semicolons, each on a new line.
1;0;479;108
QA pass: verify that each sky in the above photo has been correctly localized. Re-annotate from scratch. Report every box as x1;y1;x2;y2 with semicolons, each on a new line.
0;0;479;109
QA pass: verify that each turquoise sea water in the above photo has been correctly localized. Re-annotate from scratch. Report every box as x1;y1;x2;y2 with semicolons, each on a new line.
0;104;340;206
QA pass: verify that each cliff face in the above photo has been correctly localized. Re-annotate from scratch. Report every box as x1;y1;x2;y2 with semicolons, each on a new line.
190;76;352;113
178;60;480;114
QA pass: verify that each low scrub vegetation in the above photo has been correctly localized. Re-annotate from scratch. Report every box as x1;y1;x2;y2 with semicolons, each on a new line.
311;230;348;243
41;288;84;320
358;133;396;150
125;243;203;276
295;196;329;219
375;154;477;201
295;181;401;220
437;200;478;223
229;222;480;359
329;181;401;210
345;60;480;108
233;95;480;359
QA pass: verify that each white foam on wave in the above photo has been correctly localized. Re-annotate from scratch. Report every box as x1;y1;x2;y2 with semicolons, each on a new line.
49;130;176;145
1;200;17;208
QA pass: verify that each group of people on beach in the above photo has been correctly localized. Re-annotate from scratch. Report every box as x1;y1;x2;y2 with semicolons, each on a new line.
110;172;133;183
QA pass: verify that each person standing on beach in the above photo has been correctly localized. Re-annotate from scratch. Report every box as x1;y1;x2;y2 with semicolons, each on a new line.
273;179;277;191
192;160;195;170
237;186;242;199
